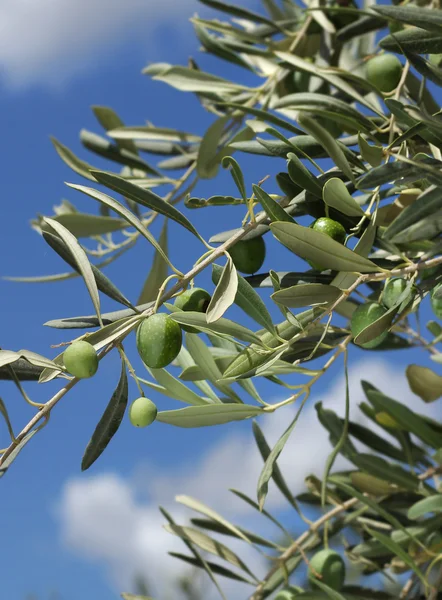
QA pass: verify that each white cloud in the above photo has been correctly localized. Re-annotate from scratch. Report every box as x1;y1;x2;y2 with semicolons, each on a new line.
0;0;198;89
56;359;440;598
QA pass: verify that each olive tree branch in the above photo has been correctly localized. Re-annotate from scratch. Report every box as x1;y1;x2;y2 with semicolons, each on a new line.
250;496;359;600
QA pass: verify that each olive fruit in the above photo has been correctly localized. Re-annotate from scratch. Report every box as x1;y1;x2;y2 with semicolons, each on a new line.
309;549;346;591
129;397;157;428
136;313;182;369
366;53;403;93
431;283;442;319
350;302;388;349
174;287;212;333
308;217;346;271
63;340;98;379
229;237;266;274
382;278;408;309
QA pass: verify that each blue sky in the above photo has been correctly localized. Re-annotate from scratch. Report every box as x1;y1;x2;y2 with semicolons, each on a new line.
0;1;440;599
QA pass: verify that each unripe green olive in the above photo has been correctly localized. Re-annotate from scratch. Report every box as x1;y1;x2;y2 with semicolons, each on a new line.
308;217;346;271
366;53;403;93
63;340;99;379
129;397;157;428
382;277;410;309
174;287;211;333
350;302;388;349
136;313;182;369
431;283;442;319
309;549;346;591
229;237;266;274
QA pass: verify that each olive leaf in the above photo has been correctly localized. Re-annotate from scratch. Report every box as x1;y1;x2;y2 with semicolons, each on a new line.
137;220;169;304
252;184;295;223
323;178;365;217
272;283;342;308
91;170;204;241
157;404;262;427
43;218;103;326
270;222;379;273
92;105;138;153
206;255;238;323
212;264;276;334
81;358;128;471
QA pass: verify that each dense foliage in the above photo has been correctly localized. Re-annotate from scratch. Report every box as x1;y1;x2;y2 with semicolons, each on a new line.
2;0;442;598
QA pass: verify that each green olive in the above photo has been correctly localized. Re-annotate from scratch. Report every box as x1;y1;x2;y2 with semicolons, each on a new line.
229;237;266;274
309;549;346;591
274;586;303;600
136;313;182;369
366;53;403;93
174;287;211;333
129;397;158;428
63;340;99;379
382;278;408;309
308;217;346;271
431;283;442;319
350;302;388;349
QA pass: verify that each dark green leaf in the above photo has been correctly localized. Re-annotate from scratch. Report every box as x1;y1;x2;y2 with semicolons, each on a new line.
81;359;128;471
137;220;169;304
271;222;379;272
91;171;203;240
379;27;442;54
253;184;295;223
212;264;276;334
373;5;442;34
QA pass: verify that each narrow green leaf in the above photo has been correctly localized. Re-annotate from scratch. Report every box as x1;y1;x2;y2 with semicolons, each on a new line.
168;552;255;585
108;125;201;143
154;66;245;94
51;137;97;181
42;230;135;311
222;156;247;201
47;213;127;237
80;130;158;174
207;256;238;323
384;185;442;241
297;113;354;182
197;116;229;180
67;183;175;270
257;402;306;510
406;364;442;403
408;495;442;520
363;383;442;449
91;170;203;240
373;5;442;34
252;421;299;512
366;528;426;585
323;178;365;217
271;222;379;273
176;495;252;545
148;367;209;406
43;218;102;326
92;105;138;153
186;333;242;403
81;358;128;471
137;220;168;304
165;524;258;579
253;184;295;223
157;404;262;427
212;264;276;334
311;579;347;600
358;134;384;168
169;311;262;345
272;283;342;308
275;52;383;116
379;27;442;55
198;0;276;26
287;152;323;198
